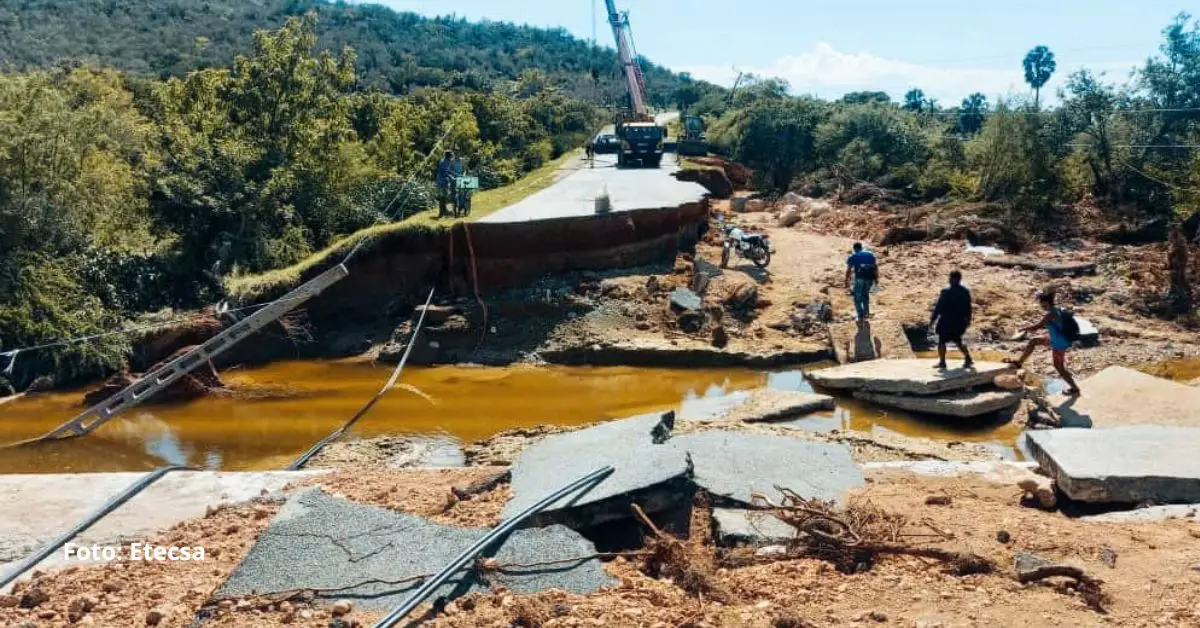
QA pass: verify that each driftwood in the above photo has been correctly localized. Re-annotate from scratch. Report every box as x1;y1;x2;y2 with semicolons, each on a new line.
982;255;1096;276
450;470;511;501
1018;564;1111;612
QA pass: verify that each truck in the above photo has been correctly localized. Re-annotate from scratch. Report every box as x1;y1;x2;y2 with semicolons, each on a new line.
606;0;666;168
677;114;707;157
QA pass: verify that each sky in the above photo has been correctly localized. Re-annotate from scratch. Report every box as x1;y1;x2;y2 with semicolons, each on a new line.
365;1;1190;105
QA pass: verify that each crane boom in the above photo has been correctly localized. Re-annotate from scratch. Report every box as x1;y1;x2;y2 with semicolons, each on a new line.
605;0;647;116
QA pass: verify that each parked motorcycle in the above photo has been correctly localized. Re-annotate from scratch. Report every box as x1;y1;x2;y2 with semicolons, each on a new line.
716;216;772;268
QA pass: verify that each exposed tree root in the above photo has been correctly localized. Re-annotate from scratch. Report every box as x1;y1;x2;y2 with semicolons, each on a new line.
632;502;737;604
1019;565;1112;613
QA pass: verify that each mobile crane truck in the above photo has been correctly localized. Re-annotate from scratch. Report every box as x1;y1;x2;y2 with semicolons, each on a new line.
605;0;666;168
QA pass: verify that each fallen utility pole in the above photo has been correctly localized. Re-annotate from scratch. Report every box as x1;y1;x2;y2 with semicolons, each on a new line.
12;264;348;446
372;465;615;628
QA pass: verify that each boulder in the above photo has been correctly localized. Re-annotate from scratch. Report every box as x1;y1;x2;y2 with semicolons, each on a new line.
746;199;766;212
853;388;1021;418
807;359;1013;395
668;287;702;313
777;205;803;227
1025;426;1200;504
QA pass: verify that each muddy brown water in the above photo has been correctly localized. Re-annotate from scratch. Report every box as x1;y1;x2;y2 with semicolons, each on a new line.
0;362;1023;474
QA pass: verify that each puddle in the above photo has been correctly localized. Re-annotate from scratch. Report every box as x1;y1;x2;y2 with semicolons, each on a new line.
0;361;1023;474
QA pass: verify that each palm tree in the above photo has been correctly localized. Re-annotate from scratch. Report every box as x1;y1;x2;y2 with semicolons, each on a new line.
1023;46;1057;110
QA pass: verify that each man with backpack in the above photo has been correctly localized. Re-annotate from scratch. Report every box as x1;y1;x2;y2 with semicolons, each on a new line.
844;242;878;324
1008;291;1082;396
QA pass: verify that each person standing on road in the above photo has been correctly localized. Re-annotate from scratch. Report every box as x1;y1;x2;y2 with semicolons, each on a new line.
585;138;595;165
930;270;974;370
1008;291;1082;396
450;154;465;215
435;150;455;218
844;242;879;324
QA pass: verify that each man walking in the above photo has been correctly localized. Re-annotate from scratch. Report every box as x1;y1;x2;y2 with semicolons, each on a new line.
435;150;455;218
844;242;878;324
930;270;974;369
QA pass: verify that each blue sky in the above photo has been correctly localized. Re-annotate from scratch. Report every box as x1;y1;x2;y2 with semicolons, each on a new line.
366;1;1189;104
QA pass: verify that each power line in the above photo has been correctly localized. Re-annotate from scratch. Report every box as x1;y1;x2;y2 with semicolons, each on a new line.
919;108;1200;116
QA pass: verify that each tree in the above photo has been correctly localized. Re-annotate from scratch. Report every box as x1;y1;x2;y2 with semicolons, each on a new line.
724;98;824;191
842;91;890;105
674;83;702;112
1023;45;1057;109
957;92;988;135
902;88;928;112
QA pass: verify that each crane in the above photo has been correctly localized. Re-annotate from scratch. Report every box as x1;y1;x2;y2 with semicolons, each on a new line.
603;0;665;167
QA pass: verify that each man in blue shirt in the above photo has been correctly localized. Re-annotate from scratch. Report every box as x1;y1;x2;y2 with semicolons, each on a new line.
435;150;454;218
843;242;878;323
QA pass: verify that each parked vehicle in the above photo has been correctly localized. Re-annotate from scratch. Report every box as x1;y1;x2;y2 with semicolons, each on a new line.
717;215;772;268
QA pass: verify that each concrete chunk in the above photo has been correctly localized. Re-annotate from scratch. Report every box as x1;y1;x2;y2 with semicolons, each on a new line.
1025;426;1200;504
219;490;614;610
1047;366;1200;428
503;413;692;527
806;359;1012;395
673;431;863;507
828;320;915;364
853;388;1021;418
712;508;796;546
679;388;834;423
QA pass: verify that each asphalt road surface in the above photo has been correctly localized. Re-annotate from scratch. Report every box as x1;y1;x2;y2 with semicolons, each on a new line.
480;113;707;223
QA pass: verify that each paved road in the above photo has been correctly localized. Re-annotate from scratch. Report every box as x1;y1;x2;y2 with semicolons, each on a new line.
480;112;706;223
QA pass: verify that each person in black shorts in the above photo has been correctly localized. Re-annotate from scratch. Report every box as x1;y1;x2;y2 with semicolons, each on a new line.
930;270;974;369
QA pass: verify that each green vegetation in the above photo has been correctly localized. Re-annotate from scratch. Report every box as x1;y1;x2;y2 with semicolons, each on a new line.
0;7;696;389
707;14;1200;232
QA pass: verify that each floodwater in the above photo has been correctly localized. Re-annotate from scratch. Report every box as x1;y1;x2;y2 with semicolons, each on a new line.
0;361;1023;474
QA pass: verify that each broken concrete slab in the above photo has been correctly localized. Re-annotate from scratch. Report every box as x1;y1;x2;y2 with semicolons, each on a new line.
669;287;702;312
1074;316;1100;344
1026;426;1200;503
828;320;915;364
0;471;325;577
503;413;692;528
678;388;834;424
982;255;1096;276
1046;366;1200;428
218;490;613;610
862;461;1038;484
673;431;864;507
1079;504;1200;524
712;508;796;547
806;359;1012;395
853;388;1021;418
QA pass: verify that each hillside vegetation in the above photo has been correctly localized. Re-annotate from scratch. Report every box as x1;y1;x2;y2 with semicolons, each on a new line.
0;0;688;106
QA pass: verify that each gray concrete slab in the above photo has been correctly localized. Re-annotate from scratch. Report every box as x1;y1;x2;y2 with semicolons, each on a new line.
1026;426;1200;503
502;413;692;527
828;320;915;364
712;508;796;546
806;359;1012;395
673;431;864;507
679;389;834;424
0;471;325;577
1046;366;1200;428
853;388;1021;418
1079;504;1200;523
218;490;613;610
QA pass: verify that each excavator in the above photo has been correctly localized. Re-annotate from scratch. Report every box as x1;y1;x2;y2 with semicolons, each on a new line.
605;0;666;168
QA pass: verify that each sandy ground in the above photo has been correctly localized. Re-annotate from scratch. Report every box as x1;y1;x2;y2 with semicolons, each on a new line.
6;470;1198;628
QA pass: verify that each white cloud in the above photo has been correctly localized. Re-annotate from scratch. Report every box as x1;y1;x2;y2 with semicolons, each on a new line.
678;42;1138;106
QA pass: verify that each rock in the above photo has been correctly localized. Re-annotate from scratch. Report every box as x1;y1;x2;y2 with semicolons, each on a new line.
1013;551;1054;577
711;326;729;349
38;609;57;620
993;373;1024;390
1026;426;1200;504
746;199;766;212
102;581;124;593
0;376;13;397
731;197;748;212
220;490;615;610
755;545;788;558
0;594;18;608
996;530;1011;544
777;205;803;227
712;277;757;310
677;311;705;334
331;600;353;616
668;287;702;313
807;359;1012;395
1017;475;1058;509
782;192;806;206
145;609;166;626
924;495;952;506
83;344;225;406
19;588;49;608
879;226;929;245
1046;366;1200;429
68;596;97;616
712;509;796;546
853;388;1021;418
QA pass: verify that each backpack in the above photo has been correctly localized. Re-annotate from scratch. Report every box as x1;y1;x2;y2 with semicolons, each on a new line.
1057;308;1081;342
858;262;878;281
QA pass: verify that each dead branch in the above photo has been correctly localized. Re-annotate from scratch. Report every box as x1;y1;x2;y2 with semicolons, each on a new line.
1018;565;1111;612
632;503;737;604
451;469;511;502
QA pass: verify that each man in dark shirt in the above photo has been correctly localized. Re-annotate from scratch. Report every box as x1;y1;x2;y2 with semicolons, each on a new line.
435;150;455;218
843;242;878;324
930;270;974;369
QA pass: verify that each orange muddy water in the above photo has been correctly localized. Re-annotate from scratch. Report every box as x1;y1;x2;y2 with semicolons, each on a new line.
0;362;1023;474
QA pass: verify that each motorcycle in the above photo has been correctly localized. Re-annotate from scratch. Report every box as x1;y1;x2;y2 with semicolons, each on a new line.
716;216;772;269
